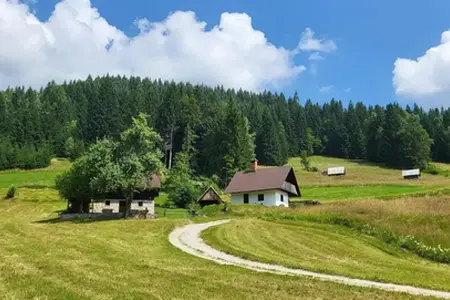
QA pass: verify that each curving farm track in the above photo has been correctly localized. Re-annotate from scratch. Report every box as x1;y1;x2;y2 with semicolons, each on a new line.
169;219;450;299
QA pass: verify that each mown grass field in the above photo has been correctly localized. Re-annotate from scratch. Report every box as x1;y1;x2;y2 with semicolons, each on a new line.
0;189;430;300
284;156;450;201
202;218;450;291
1;156;450;299
299;184;445;202
289;156;450;187
0;159;70;189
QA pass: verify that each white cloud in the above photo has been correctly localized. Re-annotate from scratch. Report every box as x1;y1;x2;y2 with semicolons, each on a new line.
393;29;450;107
0;0;307;91
308;52;324;61
319;85;334;93
344;88;351;93
298;28;336;53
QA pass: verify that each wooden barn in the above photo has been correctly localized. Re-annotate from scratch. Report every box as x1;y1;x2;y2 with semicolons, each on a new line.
402;169;421;179
198;186;224;208
327;166;346;176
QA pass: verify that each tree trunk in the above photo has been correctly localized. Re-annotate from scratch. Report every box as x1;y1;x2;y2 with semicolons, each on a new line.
124;193;133;219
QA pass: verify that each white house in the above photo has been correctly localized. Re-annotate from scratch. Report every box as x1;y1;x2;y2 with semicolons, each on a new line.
327;166;346;176
225;160;300;208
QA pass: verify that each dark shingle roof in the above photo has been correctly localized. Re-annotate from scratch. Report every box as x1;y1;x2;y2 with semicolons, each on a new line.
224;166;300;196
198;186;223;202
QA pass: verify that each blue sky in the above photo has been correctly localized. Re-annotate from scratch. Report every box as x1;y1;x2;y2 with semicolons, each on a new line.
7;0;450;107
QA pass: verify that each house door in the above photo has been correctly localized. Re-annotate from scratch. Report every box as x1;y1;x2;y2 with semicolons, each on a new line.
119;201;127;213
243;194;249;204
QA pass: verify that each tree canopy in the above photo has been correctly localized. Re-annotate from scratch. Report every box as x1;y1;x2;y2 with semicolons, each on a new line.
0;76;443;177
56;114;165;216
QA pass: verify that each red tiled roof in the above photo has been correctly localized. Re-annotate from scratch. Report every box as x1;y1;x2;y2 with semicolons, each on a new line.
224;166;300;196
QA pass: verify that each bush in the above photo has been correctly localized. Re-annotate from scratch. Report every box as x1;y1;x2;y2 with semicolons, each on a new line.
423;164;450;177
300;151;318;172
424;164;440;175
310;166;319;172
5;185;16;199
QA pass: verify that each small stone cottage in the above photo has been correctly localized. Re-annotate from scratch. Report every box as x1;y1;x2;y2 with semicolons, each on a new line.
92;174;161;218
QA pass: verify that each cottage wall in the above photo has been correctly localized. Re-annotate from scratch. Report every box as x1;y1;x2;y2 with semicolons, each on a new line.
92;199;120;213
131;200;155;215
92;199;154;215
231;190;289;207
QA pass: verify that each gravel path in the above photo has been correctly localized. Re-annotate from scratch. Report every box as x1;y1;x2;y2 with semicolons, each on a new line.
169;219;450;299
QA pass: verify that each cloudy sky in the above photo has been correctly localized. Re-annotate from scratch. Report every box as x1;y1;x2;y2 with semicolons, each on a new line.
2;0;450;107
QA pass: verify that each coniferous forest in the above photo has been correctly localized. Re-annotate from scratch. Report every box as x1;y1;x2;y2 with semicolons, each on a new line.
0;75;447;181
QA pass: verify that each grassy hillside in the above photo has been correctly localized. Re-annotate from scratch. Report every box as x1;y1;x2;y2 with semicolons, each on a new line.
300;184;445;201
305;196;450;248
289;156;450;187
203;218;450;291
1;157;450;299
0;159;71;188
211;196;450;250
0;189;427;300
281;156;450;201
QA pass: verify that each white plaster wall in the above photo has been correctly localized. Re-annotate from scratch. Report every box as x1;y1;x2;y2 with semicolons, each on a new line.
274;190;289;207
92;199;120;213
231;190;287;207
131;200;155;215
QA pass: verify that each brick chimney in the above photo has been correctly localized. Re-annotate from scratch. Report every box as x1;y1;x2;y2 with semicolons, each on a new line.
250;159;258;172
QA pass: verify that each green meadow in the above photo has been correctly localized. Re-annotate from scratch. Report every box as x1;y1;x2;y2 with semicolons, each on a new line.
1;156;450;299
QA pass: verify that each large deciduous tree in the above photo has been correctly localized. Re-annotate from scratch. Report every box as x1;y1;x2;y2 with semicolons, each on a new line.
57;113;165;217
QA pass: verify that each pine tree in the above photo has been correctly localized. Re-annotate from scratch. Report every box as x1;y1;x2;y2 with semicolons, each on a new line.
258;110;282;165
346;102;366;159
86;76;105;142
366;106;385;163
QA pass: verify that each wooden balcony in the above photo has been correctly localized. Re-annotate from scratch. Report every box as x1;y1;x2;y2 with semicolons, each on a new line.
282;181;298;196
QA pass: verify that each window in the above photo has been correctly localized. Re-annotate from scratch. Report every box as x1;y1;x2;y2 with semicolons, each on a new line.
280;194;284;202
258;194;264;201
138;201;143;207
105;201;110;206
243;194;249;204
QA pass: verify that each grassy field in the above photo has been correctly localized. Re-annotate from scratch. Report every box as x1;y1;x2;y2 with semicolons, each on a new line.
304;196;450;248
0;189;430;300
202;218;450;291
289;156;450;187
1;156;450;299
280;156;450;201
299;184;445;201
0;159;71;189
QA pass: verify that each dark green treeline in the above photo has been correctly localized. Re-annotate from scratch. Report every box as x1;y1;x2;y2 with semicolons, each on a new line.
0;75;447;177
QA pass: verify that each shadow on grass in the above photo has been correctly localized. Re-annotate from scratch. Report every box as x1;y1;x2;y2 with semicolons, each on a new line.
347;159;399;170
33;217;127;224
19;184;56;189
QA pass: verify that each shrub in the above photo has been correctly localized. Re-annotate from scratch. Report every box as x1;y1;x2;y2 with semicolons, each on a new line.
310;166;319;172
423;164;450;177
5;185;16;199
424;164;440;175
300;151;318;172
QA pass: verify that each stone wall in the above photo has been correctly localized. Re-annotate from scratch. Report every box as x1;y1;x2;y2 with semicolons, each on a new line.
60;213;124;221
131;200;155;215
92;199;155;215
92;199;120;213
